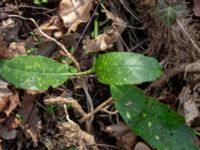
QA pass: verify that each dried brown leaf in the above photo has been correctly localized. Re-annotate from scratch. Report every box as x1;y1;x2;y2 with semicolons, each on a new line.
178;86;200;126
134;142;151;150
0;115;20;140
4;92;20;116
8;42;26;56
5;115;21;130
83;8;126;53
0;97;10;114
0;80;19;115
57;122;98;150
0;39;26;59
39;16;62;36
59;0;93;32
20;93;41;147
0;38;9;59
105;122;137;150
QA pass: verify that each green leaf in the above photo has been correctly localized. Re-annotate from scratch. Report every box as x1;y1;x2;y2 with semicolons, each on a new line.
33;0;41;5
111;85;199;150
0;55;76;90
94;52;162;85
151;1;186;26
41;0;48;3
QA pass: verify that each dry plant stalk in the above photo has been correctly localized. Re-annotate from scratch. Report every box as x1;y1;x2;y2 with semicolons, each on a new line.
44;97;86;117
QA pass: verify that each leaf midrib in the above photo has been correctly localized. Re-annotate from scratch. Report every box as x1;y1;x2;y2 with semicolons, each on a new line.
2;65;75;76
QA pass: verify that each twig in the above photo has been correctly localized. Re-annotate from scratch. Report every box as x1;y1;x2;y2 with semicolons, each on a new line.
100;109;118;115
18;4;55;11
73;3;99;52
81;76;94;133
119;0;139;21
80;97;113;123
8;14;80;70
44;97;86;117
88;143;120;150
177;19;200;54
145;61;200;94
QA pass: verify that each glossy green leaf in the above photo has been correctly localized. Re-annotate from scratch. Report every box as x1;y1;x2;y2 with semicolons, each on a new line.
94;52;162;85
151;0;186;26
111;85;199;150
0;55;76;90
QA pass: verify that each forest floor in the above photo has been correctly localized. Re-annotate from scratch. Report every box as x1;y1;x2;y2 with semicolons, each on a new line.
0;0;199;150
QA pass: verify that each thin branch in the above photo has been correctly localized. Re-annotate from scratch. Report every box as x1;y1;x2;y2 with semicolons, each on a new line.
8;14;80;70
73;3;99;52
80;97;113;123
177;19;200;54
145;61;200;94
44;97;86;117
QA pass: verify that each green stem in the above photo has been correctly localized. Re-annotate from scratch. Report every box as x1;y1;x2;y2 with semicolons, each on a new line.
94;13;99;38
70;68;95;76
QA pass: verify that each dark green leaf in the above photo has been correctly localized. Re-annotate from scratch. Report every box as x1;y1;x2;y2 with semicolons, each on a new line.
0;55;76;90
151;1;186;26
94;52;162;85
111;85;199;150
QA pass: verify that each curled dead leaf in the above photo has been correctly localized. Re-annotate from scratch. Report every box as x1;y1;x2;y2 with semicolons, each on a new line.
59;0;93;32
57;121;98;150
38;16;62;36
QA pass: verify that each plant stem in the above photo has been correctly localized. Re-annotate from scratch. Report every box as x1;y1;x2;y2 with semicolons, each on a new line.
72;68;95;76
94;13;99;38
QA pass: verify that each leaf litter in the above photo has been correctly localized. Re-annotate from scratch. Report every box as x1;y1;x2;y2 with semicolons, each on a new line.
0;0;200;149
